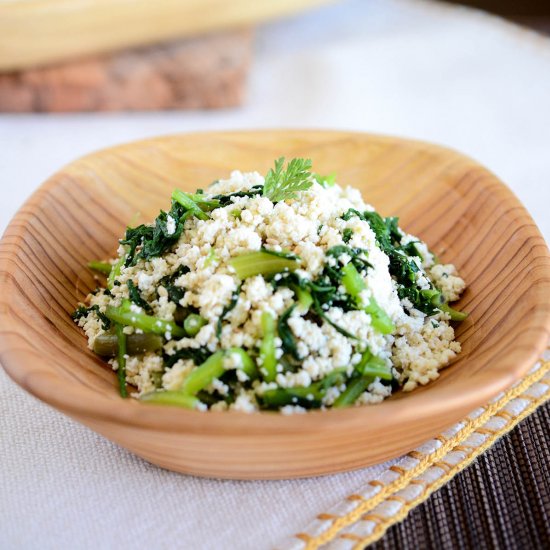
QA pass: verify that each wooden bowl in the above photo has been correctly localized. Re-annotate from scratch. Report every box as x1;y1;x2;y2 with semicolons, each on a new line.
1;130;549;480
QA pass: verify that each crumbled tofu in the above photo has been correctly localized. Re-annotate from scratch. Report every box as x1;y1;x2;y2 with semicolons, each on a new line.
165;215;176;236
230;391;258;413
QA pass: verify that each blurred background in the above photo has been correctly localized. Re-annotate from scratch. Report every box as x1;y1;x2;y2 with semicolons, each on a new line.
1;0;549;113
447;0;550;33
1;0;549;237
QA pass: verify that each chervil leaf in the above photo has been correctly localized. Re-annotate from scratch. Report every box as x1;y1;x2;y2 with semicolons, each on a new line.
262;157;313;202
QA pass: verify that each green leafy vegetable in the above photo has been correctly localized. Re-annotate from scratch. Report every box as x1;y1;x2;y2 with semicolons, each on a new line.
278;305;300;360
291;284;313;313
121;188;216;267
158;264;190;304
343;208;467;320
179;191;220;211
262;157;313;202
121;200;187;267
164;347;211;369
423;290;468;321
127;279;153;313
326;245;372;274
272;271;356;338
212;185;263;206
438;303;468;321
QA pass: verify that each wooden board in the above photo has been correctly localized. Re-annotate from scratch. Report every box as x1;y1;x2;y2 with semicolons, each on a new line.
0;130;549;479
0;0;334;71
0;29;252;112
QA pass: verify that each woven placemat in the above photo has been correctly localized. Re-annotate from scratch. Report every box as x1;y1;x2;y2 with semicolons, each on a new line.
372;401;550;548
278;349;550;550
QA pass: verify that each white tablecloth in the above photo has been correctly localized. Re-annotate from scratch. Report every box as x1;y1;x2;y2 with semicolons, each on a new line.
1;1;549;548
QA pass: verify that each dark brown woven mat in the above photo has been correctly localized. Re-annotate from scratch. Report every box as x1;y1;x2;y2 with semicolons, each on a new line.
371;401;550;549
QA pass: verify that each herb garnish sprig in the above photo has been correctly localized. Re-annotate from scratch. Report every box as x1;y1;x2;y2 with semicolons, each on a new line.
262;157;314;202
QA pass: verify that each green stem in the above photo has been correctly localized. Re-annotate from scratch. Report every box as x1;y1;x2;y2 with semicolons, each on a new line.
229;251;299;279
259;311;277;382
140;391;201;409
261;387;321;408
106;301;185;338
115;324;128;397
423;289;468;321
261;369;347;409
107;254;126;289
439;303;469;322
226;347;258;379
341;262;365;295
186;193;220;211
93;332;163;356
88;260;112;275
333;375;373;407
172;189;209;221
341;263;395;334
184;314;207;336
364;297;395;334
356;350;392;380
180;351;225;395
291;284;313;313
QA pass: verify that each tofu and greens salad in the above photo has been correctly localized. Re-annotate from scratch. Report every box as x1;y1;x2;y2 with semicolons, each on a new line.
74;157;467;413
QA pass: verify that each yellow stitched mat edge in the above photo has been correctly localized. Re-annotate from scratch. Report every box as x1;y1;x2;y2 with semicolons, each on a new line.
288;356;550;550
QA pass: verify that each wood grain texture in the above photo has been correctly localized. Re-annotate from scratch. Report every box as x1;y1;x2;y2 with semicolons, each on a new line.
0;0;334;71
0;130;549;480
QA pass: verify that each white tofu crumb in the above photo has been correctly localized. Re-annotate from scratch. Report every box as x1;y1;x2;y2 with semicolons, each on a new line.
166;215;176;235
231;391;257;413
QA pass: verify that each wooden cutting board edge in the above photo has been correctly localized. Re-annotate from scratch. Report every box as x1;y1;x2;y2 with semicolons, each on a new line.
0;0;337;71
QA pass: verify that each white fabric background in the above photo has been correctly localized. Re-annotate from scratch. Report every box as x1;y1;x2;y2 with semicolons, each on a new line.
1;1;549;548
